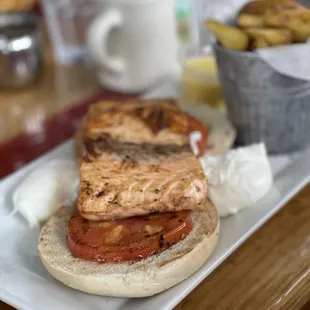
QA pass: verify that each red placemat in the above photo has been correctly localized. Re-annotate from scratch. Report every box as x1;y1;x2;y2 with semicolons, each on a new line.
0;90;135;179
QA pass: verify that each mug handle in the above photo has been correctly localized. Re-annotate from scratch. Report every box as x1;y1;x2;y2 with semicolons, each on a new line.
87;8;125;74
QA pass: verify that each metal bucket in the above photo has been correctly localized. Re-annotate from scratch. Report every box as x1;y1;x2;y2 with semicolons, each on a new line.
214;43;310;154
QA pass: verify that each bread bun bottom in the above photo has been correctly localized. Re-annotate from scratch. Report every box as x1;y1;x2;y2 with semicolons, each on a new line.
38;203;219;297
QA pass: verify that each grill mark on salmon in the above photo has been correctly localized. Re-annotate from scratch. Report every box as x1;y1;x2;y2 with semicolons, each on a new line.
134;105;171;134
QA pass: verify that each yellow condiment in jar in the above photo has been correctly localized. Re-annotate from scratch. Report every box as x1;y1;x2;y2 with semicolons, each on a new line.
181;56;224;110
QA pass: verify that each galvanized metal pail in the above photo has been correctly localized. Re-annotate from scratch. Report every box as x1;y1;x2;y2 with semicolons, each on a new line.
214;43;310;154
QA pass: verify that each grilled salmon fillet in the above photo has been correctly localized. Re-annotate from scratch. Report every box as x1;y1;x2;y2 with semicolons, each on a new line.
78;100;208;221
85;100;190;144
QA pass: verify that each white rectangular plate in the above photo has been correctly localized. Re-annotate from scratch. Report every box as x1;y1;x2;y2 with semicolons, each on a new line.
1;84;310;310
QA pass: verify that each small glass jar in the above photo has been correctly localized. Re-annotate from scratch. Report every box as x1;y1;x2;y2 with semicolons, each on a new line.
180;55;224;110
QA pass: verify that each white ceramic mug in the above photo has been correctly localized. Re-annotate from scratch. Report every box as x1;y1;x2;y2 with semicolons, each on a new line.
87;0;181;93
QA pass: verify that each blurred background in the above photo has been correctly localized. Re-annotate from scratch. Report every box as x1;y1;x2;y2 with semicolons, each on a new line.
0;0;309;178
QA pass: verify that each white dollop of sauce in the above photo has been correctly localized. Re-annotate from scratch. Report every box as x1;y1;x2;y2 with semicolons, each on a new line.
189;131;202;157
12;160;79;228
198;143;273;217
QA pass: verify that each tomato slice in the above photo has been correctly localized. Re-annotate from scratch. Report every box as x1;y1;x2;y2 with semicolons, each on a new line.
188;116;209;157
67;211;193;263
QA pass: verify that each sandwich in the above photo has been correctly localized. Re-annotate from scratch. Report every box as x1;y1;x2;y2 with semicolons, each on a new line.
38;99;219;297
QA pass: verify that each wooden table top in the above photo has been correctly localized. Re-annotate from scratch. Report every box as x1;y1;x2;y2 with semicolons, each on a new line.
1;55;310;310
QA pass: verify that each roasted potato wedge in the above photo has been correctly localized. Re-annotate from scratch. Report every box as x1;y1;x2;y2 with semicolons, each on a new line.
264;10;310;42
237;14;266;28
265;10;310;27
206;19;250;51
264;11;290;27
245;27;293;46
286;20;310;42
251;36;269;49
240;0;305;15
205;0;308;52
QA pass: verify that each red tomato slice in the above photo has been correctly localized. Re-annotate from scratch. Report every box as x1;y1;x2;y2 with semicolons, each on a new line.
67;211;193;263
